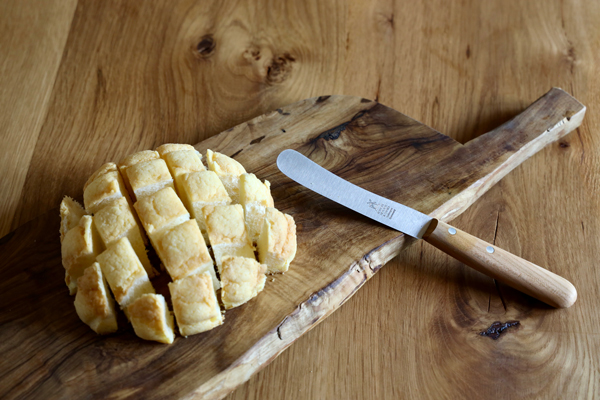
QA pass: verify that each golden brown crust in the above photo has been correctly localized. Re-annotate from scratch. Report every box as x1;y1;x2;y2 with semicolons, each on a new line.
239;173;273;206
163;150;205;178
257;208;297;273
156;143;196;156
61;215;104;294
205;149;246;177
169;272;223;336
74;263;118;334
203;204;249;246
96;237;154;307
127;293;175;344
220;256;267;309
83;170;129;214
93;197;154;277
154;219;214;281
84;163;118;191
133;187;189;236
93;197;137;244
117;150;159;171
59;196;87;243
180;171;230;205
126;158;173;199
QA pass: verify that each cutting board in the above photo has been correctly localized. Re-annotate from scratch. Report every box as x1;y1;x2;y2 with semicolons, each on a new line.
0;88;585;399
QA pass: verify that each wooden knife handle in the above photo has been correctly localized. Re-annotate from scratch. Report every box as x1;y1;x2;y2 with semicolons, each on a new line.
422;219;577;308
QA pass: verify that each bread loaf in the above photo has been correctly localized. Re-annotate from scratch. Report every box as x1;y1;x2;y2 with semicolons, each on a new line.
61;144;297;343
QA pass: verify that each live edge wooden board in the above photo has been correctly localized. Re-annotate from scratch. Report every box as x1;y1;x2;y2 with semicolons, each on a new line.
0;88;585;399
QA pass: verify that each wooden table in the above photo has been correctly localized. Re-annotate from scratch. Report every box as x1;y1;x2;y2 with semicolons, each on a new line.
1;1;598;398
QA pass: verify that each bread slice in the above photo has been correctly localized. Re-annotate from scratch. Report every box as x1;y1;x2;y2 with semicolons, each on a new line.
239;173;274;245
59;196;87;243
61;215;105;295
125;158;174;201
93;197;155;278
127;293;175;344
96;237;155;311
118;150;160;199
154;219;219;289
203;204;255;273
176;170;231;241
169;271;223;337
257;207;297;274
74;263;118;334
83;165;131;214
220;256;267;310
133;187;190;241
205;149;246;203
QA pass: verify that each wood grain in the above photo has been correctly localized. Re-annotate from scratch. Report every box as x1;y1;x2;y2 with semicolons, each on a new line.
1;0;600;398
0;89;585;399
0;0;77;238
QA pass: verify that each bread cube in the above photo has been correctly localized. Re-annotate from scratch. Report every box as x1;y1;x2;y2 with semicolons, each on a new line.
74;263;118;334
118;150;160;198
163;150;205;179
203;204;254;273
96;237;155;310
59;196;87;243
83;162;117;191
206;149;246;203
126;158;174;201
239;173;274;245
61;215;105;295
127;294;175;344
257;208;297;274
176;170;230;241
133;187;190;239
169;271;223;337
220;256;267;309
93;197;155;277
154;219;219;288
83;165;130;214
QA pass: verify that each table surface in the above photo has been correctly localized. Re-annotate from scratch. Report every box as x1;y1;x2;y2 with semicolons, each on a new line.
1;1;599;399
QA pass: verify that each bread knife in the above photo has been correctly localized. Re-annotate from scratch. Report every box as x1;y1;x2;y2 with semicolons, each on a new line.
277;149;577;308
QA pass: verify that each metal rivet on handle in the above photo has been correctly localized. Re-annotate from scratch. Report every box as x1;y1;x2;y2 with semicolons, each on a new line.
448;228;457;235
486;246;495;254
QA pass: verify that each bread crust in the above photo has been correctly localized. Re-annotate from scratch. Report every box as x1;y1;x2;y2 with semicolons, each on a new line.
134;187;190;237
74;263;118;334
220;256;267;310
154;219;217;286
96;237;155;309
60;196;87;243
127;293;175;344
156;143;196;156
257;207;297;274
94;197;154;277
61;215;104;294
169;272;223;336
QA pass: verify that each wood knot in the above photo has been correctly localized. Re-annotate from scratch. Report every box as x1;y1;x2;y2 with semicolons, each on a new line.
266;53;295;84
479;320;519;340
559;141;570;148
196;35;216;57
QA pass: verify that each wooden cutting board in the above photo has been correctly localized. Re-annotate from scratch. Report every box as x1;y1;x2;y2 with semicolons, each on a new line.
0;88;585;399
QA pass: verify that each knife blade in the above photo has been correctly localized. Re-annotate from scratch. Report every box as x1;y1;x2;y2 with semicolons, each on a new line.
277;149;577;309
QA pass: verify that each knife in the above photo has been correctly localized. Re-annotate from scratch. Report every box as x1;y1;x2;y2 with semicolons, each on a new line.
277;149;577;308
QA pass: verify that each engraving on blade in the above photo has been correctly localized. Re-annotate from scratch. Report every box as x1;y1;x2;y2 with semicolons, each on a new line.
276;149;433;239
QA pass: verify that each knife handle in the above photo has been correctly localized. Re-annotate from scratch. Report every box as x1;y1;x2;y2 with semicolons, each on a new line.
422;219;577;308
